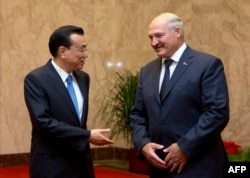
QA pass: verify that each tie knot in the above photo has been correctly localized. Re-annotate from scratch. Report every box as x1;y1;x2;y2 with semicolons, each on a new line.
165;59;173;67
66;75;73;84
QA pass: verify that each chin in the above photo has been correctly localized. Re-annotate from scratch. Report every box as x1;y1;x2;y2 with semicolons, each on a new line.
156;54;166;58
77;65;84;70
155;50;166;57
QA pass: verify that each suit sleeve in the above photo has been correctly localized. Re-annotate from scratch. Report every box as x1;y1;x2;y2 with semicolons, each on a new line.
130;69;151;158
177;58;229;158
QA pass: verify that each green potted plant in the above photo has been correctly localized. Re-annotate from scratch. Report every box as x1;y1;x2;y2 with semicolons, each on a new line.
97;69;149;174
98;69;138;145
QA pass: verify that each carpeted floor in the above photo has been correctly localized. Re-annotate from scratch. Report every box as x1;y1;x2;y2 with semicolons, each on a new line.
0;165;148;178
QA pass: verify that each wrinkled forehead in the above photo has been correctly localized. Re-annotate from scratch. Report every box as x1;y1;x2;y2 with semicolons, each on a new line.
148;18;169;35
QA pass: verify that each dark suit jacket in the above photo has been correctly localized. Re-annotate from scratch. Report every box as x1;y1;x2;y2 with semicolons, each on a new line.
130;46;229;178
24;60;95;178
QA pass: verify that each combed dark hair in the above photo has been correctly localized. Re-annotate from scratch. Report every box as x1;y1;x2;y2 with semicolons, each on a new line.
48;25;84;57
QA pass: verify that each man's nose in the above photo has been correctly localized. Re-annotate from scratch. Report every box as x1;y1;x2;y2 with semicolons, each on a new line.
151;37;158;47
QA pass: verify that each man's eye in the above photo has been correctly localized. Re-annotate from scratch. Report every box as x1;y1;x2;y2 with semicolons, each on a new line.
156;34;164;38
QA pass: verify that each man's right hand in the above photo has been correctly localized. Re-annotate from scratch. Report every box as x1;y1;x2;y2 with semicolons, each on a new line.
89;129;114;146
142;143;167;169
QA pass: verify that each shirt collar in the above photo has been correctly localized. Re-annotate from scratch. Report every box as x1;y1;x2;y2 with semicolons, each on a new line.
162;43;187;64
51;59;72;82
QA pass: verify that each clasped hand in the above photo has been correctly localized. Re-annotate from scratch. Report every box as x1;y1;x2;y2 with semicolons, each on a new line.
142;142;188;174
89;128;114;146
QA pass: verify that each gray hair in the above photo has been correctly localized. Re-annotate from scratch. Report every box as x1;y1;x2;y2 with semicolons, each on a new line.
165;14;184;39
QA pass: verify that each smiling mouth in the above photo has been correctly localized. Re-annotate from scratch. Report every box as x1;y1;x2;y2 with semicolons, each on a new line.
154;44;163;50
154;47;163;52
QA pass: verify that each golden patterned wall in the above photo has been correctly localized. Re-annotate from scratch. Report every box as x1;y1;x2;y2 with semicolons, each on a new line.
0;0;249;154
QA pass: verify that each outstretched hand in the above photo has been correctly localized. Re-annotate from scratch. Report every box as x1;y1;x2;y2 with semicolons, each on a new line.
89;128;114;146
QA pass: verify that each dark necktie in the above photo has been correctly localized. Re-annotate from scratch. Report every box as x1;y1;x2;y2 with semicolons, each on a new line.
66;75;80;118
160;59;173;101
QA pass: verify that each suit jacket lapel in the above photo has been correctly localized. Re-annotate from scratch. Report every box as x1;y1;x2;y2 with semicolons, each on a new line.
161;46;194;102
74;71;88;125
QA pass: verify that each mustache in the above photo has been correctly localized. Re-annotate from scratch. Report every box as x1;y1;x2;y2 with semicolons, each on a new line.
153;43;164;50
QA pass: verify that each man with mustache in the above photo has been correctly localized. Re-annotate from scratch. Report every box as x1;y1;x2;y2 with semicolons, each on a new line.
130;13;229;178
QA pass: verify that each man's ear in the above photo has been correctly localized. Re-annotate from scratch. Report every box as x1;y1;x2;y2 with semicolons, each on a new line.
58;46;67;59
175;27;182;38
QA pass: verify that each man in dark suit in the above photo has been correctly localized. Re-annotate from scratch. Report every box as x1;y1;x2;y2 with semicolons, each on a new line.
24;25;114;178
130;13;229;178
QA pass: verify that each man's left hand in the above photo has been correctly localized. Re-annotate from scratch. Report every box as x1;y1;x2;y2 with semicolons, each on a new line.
163;143;188;174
